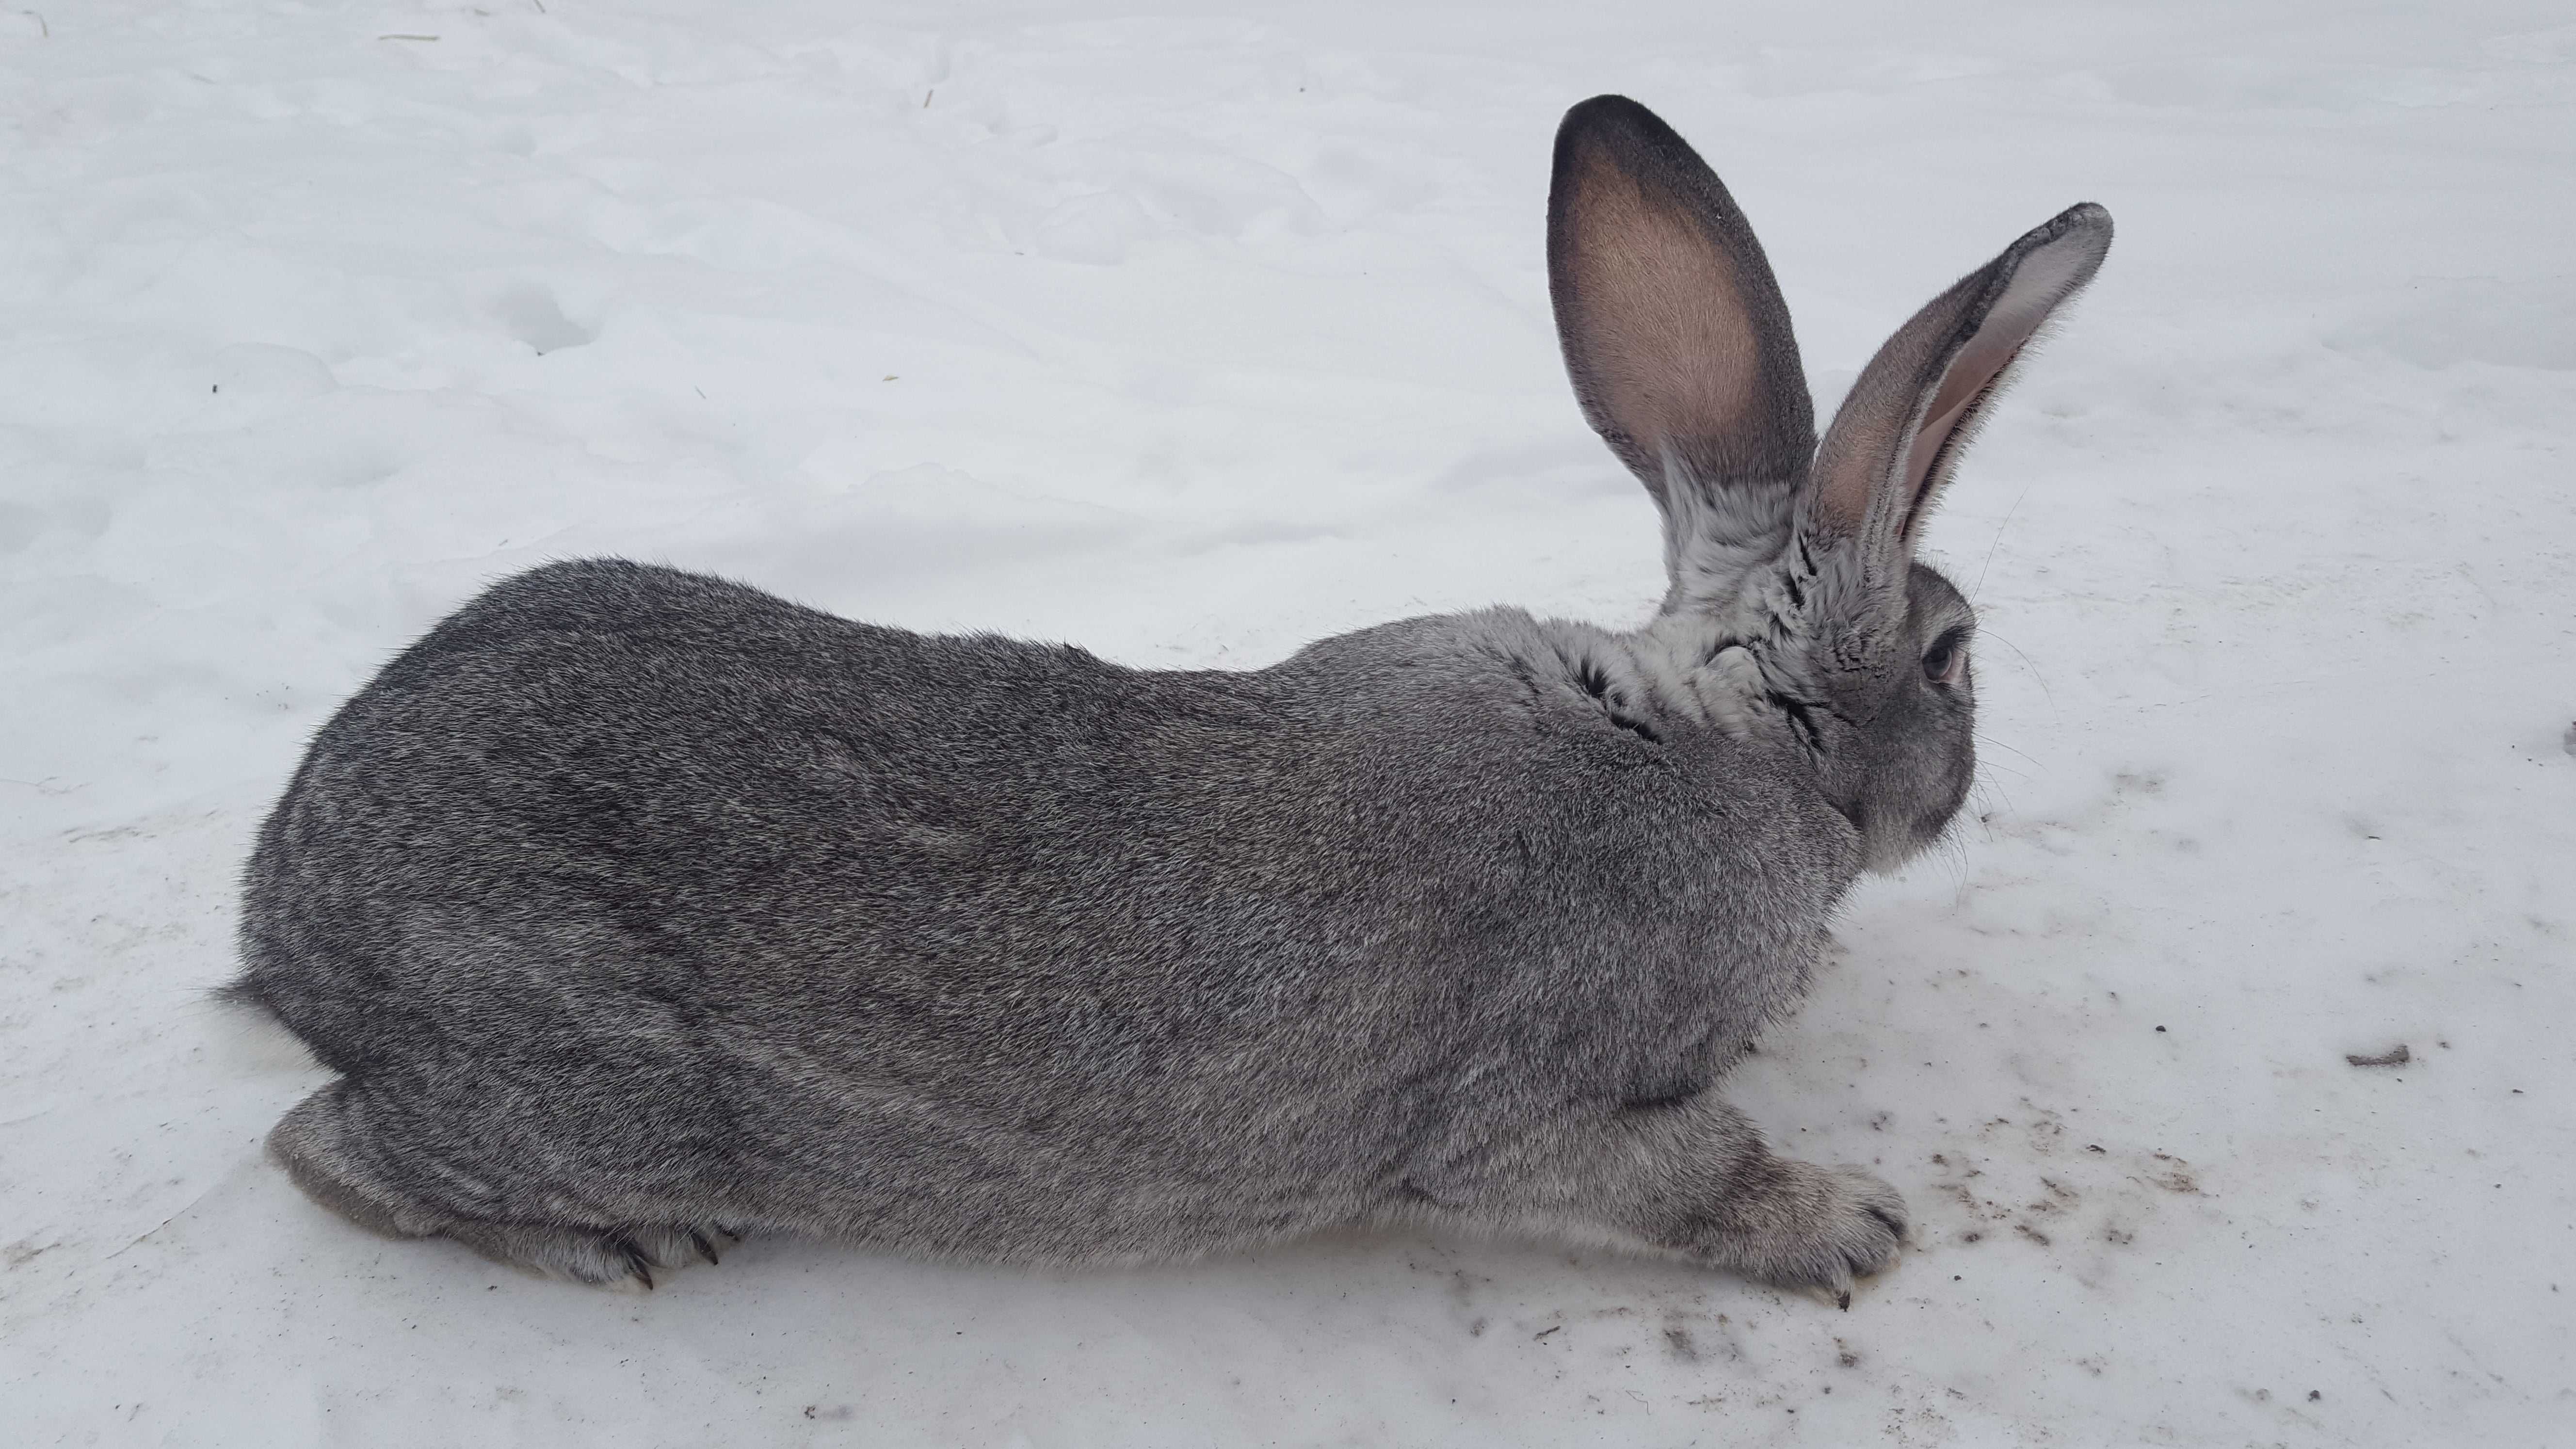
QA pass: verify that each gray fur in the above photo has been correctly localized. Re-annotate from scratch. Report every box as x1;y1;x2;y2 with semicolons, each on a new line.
228;96;2109;1302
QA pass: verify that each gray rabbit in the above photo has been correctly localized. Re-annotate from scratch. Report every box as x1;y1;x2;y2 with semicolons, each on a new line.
227;96;2109;1304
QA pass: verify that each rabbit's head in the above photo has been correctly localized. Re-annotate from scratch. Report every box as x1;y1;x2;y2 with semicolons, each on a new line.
1547;96;2110;870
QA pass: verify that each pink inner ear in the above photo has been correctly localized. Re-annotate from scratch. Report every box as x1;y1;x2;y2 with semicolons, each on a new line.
1560;150;1766;478
1899;328;2023;503
1896;235;2097;520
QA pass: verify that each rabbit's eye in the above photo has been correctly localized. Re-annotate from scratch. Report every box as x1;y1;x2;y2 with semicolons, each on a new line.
1922;633;1967;685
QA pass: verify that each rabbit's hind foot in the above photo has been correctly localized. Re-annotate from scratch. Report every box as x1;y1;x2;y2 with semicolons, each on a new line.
267;1079;740;1290
439;1219;740;1291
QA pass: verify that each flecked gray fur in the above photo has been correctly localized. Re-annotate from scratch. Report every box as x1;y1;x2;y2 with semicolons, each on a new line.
228;96;2109;1301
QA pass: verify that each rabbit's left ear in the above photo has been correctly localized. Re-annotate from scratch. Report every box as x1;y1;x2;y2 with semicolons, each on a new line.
1805;204;2113;564
1548;97;1816;595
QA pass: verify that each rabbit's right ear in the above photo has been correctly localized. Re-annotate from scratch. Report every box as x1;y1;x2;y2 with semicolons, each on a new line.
1803;204;2113;588
1549;96;1816;603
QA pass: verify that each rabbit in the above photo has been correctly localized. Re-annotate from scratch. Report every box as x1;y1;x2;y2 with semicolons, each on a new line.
226;94;2110;1304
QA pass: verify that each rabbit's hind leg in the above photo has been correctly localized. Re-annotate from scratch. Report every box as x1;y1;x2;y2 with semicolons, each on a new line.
266;1079;739;1289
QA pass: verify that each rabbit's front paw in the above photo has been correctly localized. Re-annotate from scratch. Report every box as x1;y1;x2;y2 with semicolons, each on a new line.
1683;1161;1907;1307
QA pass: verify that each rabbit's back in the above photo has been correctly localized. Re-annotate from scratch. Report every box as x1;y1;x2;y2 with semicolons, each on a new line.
236;559;1851;1261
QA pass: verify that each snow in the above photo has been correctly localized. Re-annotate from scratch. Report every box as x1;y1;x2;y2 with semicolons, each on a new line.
4;1;2572;1443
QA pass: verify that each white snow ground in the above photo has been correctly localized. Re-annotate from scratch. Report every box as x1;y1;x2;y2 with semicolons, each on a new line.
3;0;2572;1444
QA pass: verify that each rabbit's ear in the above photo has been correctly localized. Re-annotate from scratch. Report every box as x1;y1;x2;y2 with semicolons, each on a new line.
1805;204;2112;564
1549;97;1815;594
